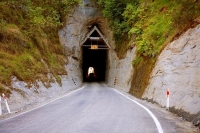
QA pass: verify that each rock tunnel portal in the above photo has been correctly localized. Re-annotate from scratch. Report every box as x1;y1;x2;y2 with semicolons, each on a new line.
82;26;110;82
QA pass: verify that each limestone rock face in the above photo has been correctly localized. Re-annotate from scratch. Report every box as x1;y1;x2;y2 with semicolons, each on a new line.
142;24;200;115
1;75;78;113
107;47;136;92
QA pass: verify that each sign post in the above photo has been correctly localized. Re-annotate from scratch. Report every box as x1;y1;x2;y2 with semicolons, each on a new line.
0;96;2;115
114;77;117;86
2;93;11;113
91;45;98;50
166;88;170;110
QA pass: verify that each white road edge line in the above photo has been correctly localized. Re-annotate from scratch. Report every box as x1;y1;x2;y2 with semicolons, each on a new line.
0;86;85;123
112;88;164;133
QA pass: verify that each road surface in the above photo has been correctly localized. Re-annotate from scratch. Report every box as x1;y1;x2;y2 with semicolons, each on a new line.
0;83;185;133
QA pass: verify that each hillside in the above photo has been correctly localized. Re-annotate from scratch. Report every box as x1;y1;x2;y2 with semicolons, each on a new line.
1;0;199;102
97;0;200;98
0;0;199;128
0;0;80;96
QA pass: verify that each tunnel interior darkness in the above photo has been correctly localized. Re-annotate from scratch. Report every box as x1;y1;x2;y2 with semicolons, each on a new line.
82;27;108;82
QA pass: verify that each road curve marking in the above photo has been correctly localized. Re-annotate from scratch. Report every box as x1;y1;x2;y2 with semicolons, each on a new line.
0;86;85;123
112;89;164;133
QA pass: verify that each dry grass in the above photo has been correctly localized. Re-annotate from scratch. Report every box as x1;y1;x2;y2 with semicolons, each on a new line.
0;1;71;95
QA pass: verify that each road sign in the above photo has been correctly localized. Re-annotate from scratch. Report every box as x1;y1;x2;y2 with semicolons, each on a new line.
91;45;98;50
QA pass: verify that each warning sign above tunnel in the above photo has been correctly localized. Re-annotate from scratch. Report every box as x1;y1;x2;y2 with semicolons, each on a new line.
81;26;111;50
91;45;98;50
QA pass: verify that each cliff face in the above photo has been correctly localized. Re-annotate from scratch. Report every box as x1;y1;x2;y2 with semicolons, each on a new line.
142;24;200;116
58;0;136;92
58;0;112;85
107;47;136;92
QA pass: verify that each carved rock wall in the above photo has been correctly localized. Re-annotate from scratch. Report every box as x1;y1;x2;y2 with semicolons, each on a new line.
142;24;200;115
107;48;136;92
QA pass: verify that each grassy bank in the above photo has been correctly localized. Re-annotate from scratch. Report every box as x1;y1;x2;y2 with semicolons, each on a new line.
97;0;200;97
0;0;80;96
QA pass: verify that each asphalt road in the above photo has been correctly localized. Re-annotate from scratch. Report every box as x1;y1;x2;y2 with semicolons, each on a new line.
0;83;183;133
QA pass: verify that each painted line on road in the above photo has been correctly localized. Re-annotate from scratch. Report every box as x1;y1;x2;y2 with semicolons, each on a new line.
112;89;164;133
0;86;85;123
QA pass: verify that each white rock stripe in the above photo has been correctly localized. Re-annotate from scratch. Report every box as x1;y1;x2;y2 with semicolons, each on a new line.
112;89;164;133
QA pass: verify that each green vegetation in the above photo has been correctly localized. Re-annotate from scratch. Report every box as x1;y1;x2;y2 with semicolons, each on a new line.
97;0;200;59
97;0;200;97
97;0;138;57
0;0;80;96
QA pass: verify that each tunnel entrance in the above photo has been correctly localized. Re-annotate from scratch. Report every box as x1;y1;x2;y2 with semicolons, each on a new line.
82;26;110;82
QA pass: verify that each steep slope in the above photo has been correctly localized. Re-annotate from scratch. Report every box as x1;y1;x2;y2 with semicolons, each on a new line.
0;1;79;96
0;0;81;113
143;24;200;121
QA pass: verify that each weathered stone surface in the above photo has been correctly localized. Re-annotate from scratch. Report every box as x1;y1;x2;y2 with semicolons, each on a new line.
142;24;200;115
1;75;78;113
107;47;136;92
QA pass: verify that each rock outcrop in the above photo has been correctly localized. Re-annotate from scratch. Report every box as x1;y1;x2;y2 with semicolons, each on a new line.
142;24;200;116
58;0;114;85
1;75;78;114
107;47;136;92
58;0;135;92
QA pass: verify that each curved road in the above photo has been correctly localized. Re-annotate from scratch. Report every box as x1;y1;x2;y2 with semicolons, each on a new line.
0;83;181;133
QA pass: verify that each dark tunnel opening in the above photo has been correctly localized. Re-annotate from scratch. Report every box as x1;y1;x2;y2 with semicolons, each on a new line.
81;27;108;82
82;47;107;82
